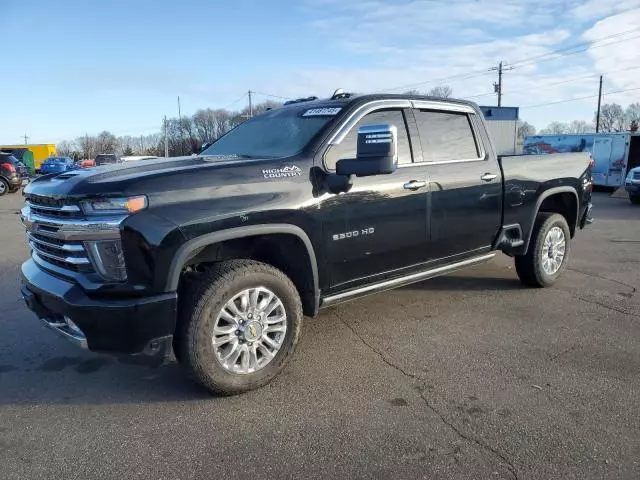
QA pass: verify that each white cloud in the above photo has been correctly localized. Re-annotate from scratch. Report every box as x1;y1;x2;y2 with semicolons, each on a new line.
569;0;640;22
583;9;640;104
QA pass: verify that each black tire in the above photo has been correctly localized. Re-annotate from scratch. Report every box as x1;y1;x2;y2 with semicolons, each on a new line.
630;196;640;205
0;178;8;196
515;213;571;288
176;260;303;395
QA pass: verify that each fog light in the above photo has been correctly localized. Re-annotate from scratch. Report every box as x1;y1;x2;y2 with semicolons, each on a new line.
86;239;127;281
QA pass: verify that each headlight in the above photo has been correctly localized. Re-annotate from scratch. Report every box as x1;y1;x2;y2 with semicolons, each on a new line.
86;239;127;281
81;196;147;215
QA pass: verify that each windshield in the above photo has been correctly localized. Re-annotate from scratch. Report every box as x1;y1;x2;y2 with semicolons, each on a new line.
45;157;66;164
201;106;337;159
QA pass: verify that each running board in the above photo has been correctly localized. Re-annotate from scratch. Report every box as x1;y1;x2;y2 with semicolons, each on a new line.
320;253;496;307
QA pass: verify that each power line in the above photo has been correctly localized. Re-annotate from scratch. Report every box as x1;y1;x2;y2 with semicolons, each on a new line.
520;86;640;109
509;26;640;68
250;90;292;100
377;68;493;93
221;93;248;110
463;64;640;101
379;26;640;95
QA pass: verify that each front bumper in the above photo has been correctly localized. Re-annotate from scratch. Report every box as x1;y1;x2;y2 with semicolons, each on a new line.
625;182;640;196
20;259;177;355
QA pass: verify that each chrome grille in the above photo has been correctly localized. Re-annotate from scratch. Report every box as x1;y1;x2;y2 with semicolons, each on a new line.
25;199;83;219
22;198;95;274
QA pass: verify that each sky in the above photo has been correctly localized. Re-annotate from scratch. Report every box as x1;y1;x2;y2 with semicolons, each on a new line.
1;0;639;144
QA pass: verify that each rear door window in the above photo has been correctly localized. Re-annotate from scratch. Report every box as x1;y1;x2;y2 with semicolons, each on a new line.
413;110;480;162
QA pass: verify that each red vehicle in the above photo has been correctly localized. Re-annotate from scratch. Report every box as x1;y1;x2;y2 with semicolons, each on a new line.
76;159;96;169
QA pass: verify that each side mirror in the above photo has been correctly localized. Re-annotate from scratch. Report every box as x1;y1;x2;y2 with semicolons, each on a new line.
336;124;398;177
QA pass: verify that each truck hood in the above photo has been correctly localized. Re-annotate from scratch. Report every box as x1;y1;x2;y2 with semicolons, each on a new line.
24;155;284;199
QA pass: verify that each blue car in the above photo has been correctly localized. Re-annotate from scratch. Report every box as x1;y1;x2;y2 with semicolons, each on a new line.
40;157;75;175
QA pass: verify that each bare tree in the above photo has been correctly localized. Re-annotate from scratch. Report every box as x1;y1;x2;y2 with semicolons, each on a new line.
567;120;595;134
596;103;625;132
57;140;78;156
517;121;536;140
94;131;118;154
403;86;452;97
427;85;452;98
540;121;569;135
625;103;640;128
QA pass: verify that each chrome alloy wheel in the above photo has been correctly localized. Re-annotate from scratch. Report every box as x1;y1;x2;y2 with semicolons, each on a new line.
212;287;287;374
541;226;566;275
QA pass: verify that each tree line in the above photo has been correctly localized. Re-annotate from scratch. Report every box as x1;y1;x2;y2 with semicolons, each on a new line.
56;100;281;160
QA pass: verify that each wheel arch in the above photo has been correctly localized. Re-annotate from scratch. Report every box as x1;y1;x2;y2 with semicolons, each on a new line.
523;187;579;255
166;224;320;316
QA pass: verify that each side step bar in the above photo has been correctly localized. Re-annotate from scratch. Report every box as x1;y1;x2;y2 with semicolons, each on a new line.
321;253;496;307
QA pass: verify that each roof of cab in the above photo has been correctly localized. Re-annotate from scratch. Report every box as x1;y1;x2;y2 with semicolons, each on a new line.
279;92;479;112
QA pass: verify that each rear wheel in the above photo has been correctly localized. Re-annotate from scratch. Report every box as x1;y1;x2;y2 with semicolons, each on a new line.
0;178;9;196
176;260;302;395
630;195;640;205
515;213;571;288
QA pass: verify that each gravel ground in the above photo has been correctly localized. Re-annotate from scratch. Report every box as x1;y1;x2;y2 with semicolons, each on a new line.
0;191;638;479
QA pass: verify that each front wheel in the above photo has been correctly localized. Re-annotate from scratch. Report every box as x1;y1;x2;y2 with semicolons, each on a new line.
515;213;571;288
176;260;303;395
630;195;640;205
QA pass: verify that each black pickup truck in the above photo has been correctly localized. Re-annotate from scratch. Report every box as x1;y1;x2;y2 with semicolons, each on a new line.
20;93;593;395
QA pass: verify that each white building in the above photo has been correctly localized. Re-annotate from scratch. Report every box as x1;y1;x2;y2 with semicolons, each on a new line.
479;106;519;155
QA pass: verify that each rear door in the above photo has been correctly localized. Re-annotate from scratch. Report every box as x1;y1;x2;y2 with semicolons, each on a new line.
411;103;502;263
608;134;628;187
591;136;612;187
320;102;429;291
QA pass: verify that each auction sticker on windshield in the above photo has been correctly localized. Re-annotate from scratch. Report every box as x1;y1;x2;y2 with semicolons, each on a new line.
302;107;342;116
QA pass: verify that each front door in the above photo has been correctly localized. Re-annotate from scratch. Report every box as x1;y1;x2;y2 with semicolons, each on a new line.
320;107;429;292
412;106;502;263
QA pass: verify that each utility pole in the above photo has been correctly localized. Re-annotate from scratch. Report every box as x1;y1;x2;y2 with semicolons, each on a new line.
490;61;514;107
86;133;90;160
177;95;183;156
164;116;169;158
248;90;253;118
596;75;603;133
23;133;29;145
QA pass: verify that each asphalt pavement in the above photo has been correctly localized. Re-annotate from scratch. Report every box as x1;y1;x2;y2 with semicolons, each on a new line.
1;191;639;479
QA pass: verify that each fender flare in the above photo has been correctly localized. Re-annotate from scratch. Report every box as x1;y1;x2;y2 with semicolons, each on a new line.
524;186;579;253
165;224;319;309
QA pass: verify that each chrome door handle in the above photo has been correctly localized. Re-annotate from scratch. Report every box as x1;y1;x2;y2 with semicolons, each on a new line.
481;173;497;182
403;180;427;190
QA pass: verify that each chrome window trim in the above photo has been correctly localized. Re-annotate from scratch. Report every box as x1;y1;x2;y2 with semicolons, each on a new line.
410;100;476;113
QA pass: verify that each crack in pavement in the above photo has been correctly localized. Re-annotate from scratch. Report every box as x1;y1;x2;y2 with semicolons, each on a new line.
418;391;518;480
568;267;637;294
335;312;425;381
573;295;637;317
335;311;518;480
